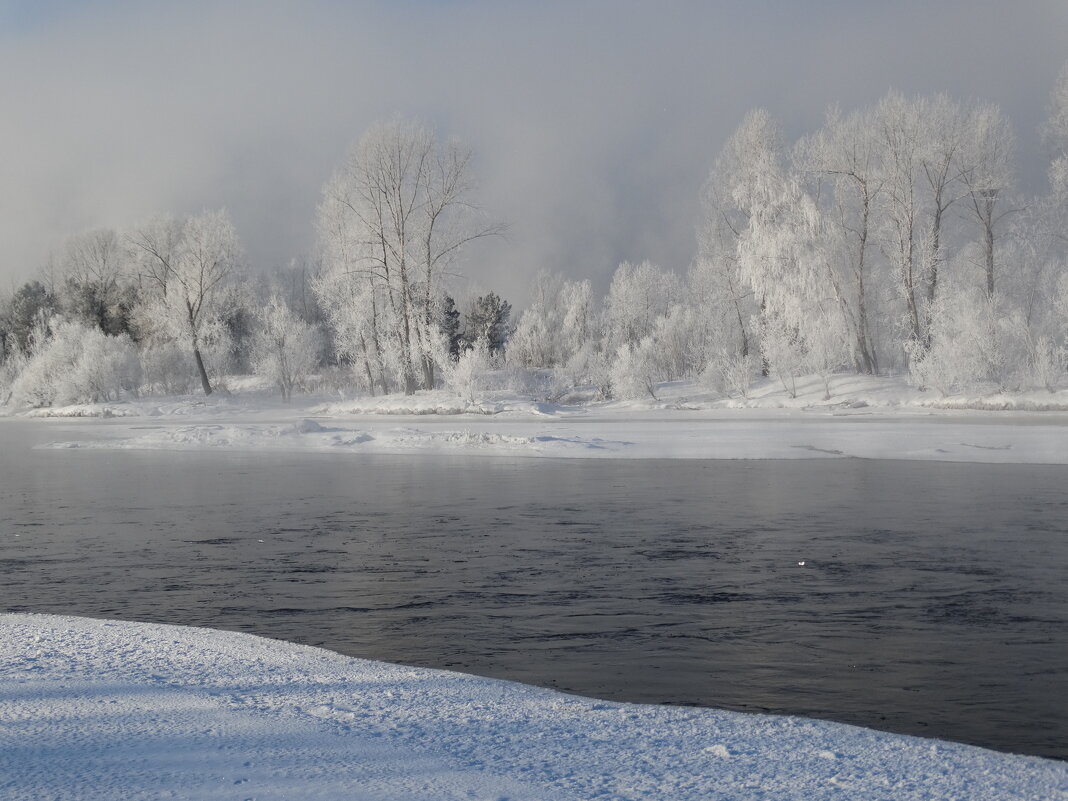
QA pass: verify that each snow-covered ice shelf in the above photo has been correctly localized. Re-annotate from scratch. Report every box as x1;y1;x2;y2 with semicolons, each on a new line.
36;410;1068;464
1;615;1065;801
12;375;1068;464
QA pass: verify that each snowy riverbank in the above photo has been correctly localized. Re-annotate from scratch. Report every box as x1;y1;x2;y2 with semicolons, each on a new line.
6;374;1068;464
1;614;1064;801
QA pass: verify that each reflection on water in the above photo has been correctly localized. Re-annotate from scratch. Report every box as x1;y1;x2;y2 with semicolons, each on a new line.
2;420;1066;759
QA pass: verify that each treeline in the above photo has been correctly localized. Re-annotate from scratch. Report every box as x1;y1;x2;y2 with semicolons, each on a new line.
2;69;1068;407
515;73;1068;399
513;80;1067;401
0;210;512;407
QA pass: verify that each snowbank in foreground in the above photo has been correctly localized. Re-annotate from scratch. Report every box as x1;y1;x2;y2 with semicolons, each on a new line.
1;615;1063;801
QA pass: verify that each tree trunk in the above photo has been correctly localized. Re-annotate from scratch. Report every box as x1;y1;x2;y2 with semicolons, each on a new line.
855;193;877;374
359;334;376;397
856;276;877;374
759;296;769;377
193;345;213;396
984;203;996;297
922;207;943;351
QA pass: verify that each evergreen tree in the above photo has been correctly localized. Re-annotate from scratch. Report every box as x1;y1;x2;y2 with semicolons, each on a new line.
4;281;58;354
464;292;511;356
440;295;463;360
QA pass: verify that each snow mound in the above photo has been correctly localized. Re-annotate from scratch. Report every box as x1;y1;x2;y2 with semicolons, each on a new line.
390;428;535;449
43;421;377;453
23;403;140;418
292;417;330;434
315;390;506;417
0;614;1063;801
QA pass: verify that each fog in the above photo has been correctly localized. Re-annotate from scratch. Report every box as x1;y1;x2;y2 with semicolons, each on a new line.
2;0;1066;304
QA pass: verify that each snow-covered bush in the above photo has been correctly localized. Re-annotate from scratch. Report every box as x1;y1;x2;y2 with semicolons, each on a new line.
70;327;141;401
1025;334;1065;392
442;336;492;403
251;296;321;401
141;341;197;396
649;306;706;382
10;320;81;407
907;290;1032;394
578;345;612;400
609;338;661;400
0;349;27;405
757;300;849;399
907;299;987;396
10;319;141;407
702;349;755;399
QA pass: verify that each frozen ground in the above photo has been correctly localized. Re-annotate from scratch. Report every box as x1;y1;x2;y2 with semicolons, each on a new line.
1;614;1064;801
12;374;1068;463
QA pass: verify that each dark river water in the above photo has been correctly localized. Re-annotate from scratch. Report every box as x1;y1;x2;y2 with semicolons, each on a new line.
2;419;1066;760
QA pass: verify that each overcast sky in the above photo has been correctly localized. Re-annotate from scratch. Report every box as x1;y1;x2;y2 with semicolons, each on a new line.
2;0;1066;305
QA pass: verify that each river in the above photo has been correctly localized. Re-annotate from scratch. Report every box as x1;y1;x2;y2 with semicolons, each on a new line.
2;418;1065;759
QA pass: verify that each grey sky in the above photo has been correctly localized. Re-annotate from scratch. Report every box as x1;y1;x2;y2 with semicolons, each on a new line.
1;0;1066;305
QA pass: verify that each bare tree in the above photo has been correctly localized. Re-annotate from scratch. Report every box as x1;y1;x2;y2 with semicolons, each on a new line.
127;215;181;299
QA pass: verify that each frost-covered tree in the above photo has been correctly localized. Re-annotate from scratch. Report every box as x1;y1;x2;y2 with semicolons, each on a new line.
508;271;592;369
602;261;681;354
728;113;849;385
870;92;997;355
1;281;58;355
598;261;685;398
799;105;886;373
55;228;134;336
874;91;929;351
697;178;756;362
251;295;322;401
698;110;790;364
128;210;243;395
960;103;1017;297
314;266;376;394
317;118;499;394
916;95;971;333
692;84;1068;394
1042;62;1068;200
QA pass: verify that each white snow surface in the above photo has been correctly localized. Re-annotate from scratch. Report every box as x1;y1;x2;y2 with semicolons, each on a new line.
1;614;1064;801
21;374;1068;463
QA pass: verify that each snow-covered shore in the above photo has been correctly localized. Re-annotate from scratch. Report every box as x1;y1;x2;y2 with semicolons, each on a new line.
10;374;1068;464
1;614;1064;801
